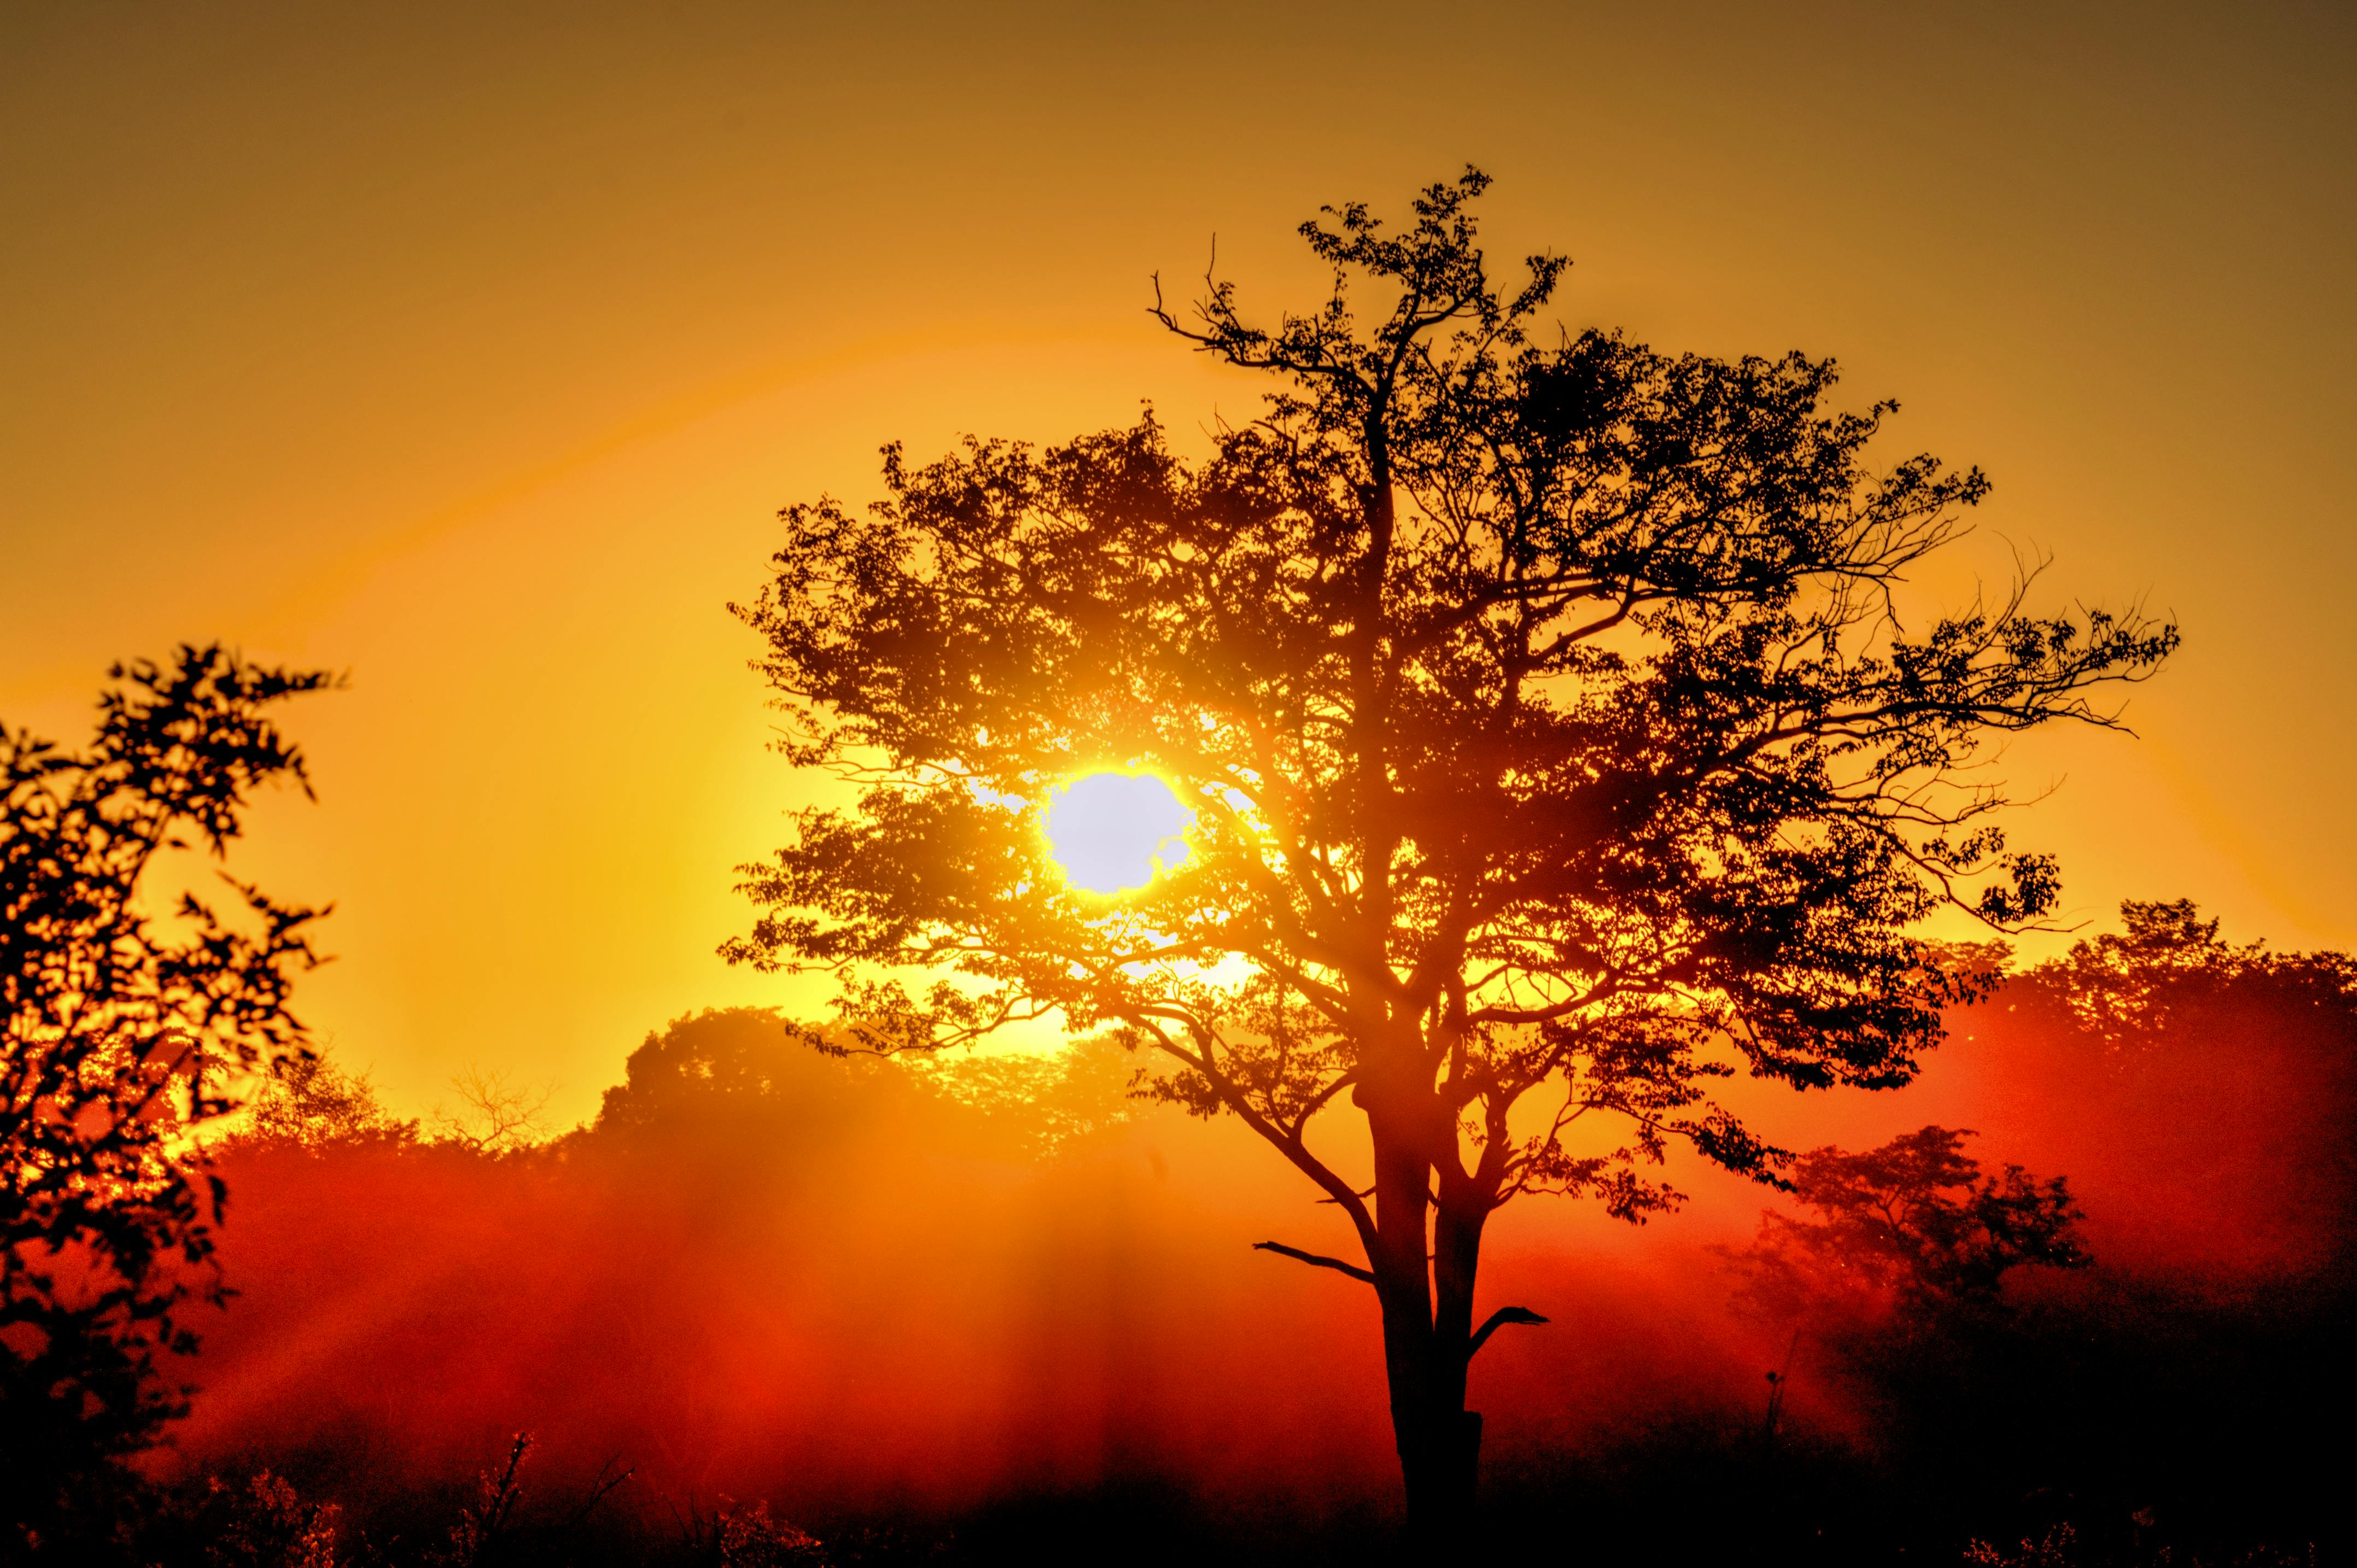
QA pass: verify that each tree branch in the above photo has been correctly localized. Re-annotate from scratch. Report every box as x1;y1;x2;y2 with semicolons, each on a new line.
1467;1304;1549;1358
1253;1239;1376;1285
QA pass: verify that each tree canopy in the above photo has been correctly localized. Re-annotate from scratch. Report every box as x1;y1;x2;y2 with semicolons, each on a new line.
1731;1125;2090;1325
2028;896;2357;1052
724;168;2177;1529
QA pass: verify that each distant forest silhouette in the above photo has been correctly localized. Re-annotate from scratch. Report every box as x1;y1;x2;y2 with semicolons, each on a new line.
109;906;2357;1565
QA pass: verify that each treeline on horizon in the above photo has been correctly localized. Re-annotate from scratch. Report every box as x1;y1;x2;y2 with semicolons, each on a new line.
45;898;2357;1567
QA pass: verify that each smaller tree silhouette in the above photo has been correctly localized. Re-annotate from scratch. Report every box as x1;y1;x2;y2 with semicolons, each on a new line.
232;1049;418;1154
1730;1125;2089;1326
430;1066;554;1155
0;645;332;1546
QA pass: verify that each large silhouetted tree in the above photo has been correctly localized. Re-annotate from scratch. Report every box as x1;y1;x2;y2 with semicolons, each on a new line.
724;169;2176;1537
1;646;331;1549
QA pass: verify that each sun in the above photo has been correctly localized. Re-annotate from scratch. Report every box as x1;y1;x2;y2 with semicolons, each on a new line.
1042;771;1192;896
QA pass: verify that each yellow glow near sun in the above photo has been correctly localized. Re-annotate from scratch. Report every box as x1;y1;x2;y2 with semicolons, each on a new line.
1043;771;1192;895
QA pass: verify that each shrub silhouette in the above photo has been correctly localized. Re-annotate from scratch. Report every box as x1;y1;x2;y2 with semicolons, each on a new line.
0;646;332;1555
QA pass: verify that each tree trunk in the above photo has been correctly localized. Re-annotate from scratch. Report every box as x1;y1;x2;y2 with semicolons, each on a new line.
1366;1099;1489;1543
1397;1403;1482;1541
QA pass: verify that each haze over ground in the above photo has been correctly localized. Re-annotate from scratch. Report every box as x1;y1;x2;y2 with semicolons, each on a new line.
4;1;2352;1125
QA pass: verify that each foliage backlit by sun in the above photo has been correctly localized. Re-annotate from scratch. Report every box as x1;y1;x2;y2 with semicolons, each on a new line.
1042;771;1191;896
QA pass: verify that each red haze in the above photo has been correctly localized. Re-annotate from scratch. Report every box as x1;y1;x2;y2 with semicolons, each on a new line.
166;967;2353;1524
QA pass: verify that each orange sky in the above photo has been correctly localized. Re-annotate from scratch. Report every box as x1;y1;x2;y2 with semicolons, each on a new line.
6;2;2353;1128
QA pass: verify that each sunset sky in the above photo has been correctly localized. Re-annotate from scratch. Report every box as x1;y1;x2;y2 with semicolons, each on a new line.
6;2;2352;1129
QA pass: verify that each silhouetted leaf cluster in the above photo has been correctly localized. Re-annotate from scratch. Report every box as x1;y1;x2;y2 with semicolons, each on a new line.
0;645;332;1554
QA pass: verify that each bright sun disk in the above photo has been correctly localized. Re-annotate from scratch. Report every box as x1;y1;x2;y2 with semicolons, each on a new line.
1043;771;1191;895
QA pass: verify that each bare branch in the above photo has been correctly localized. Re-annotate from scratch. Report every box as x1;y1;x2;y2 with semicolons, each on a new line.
432;1066;555;1154
1467;1305;1549;1358
1254;1239;1376;1286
